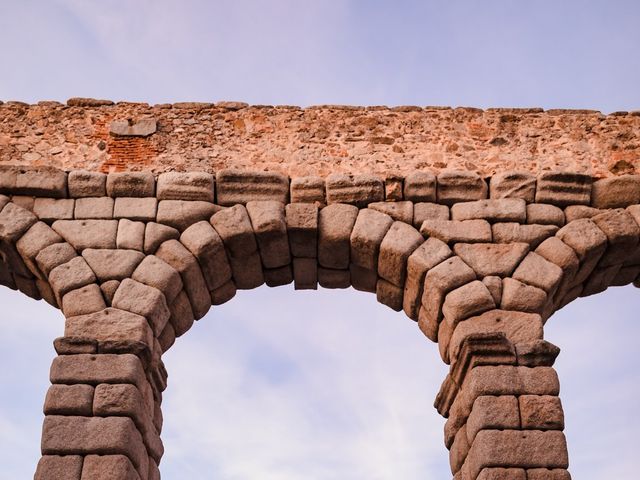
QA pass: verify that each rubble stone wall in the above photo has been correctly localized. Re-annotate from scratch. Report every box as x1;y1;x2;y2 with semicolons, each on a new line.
1;101;640;480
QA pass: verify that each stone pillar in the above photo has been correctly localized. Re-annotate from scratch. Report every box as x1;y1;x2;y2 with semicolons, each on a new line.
434;313;570;480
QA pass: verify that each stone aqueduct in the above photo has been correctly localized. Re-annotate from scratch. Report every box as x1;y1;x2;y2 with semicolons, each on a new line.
1;98;640;480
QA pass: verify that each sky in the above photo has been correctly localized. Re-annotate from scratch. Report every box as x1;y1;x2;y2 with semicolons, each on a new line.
0;0;639;479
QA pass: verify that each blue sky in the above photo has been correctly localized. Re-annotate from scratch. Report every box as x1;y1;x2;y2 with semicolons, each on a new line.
1;1;639;478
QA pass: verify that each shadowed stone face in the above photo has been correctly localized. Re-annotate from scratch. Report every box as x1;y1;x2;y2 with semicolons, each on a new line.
2;101;640;480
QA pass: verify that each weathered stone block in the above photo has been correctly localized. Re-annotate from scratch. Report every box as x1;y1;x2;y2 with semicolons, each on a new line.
437;170;488;205
384;175;403;201
157;171;215;202
65;308;153;350
112;279;170;336
68;170;107;198
350;264;377;293
180;221;232;291
157;199;220;231
36;242;77;277
168;290;195;336
44;384;94;416
489;171;536;202
451;199;526;223
466;395;520;444
515;340;561;367
350;208;394;271
368;201;413;224
264;265;293;287
246;200;291;269
318;203;359;269
82;249;144;282
16;221;63;278
501;278;547;314
519;395;564;430
50;354;146;388
564;205;603;223
81;454;140;480
376;279;403;311
35;455;83;480
0;165;67;198
106;172;155;197
217;169;289;205
229;252;265;289
144;222;180;254
62;284;107;317
293;257;317;290
0;202;37;241
476;468;526;480
286;203;318;258
403;171;436;202
450;424;470;474
325;173;384;207
535;171;592;207
33;198;75;221
113;197;157;222
591;174;640;208
413;202;449;228
49;256;97;299
52;220;118;251
453;243;529;278
74;197;114;219
211;279;237;305
513;252;563;294
116;219;145;251
592;209;640;266
526;203;565;226
526;468;571;480
211;204;258;257
378;221;423;286
482;276;503;304
290;176;325;204
403;237;452;320
318;267;350;289
443;280;496;327
131;255;183;304
421;219;492;244
492;223;558;248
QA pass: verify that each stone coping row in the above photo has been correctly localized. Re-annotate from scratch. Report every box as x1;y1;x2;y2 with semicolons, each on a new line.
1;98;638;116
2;165;640;209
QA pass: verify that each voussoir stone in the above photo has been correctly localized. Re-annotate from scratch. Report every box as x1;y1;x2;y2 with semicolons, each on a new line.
350;208;394;271
492;223;558;248
325;173;384;207
564;205;603;223
144;222;180;254
0;202;37;241
403;237;452;321
49;256;97;299
413;202;449;229
61;283;107;317
512;252;563;294
52;219;118;251
368;200;413;224
155;239;212;319
501;278;547;314
591;174;640;208
169;289;195;336
65;307;153;349
526;203;565;226
403;171;436;202
116;219;145;251
556;218;607;262
489;171;536;202
293;257;318;290
106;172;155;197
318;203;359;269
216;169;289;205
451;198;526;223
157;171;215;202
112;278;170;336
442;280;496;327
210;204;258;257
68;170;107;198
157;200;220;231
535;171;592;207
318;267;350;289
591;208;640;266
180;221;232;291
285;203;318;258
378;221;423;286
246;200;291;269
453;243;529;278
436;170;488;205
420;219;492;244
82;249;145;282
36;242;77;277
16;221;63;278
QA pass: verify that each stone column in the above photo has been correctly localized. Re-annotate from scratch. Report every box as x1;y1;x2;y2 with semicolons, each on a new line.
433;313;570;480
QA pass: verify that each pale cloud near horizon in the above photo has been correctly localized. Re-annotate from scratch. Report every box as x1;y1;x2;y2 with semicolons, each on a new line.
1;1;640;478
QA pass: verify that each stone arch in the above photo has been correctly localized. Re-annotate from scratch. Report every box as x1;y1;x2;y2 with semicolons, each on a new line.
2;165;640;480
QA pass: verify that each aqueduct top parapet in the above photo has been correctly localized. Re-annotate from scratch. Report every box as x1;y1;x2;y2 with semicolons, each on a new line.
1;98;639;177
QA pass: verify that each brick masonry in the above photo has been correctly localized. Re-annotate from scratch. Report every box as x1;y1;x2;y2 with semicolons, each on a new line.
2;100;640;480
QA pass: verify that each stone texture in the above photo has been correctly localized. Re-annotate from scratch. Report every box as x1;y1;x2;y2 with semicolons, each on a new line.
451;199;526;223
62;284;107;317
519;395;564;430
156;199;219;231
501;278;547;314
489;171;536;202
376;279;403;311
35;455;83;480
131;255;183;304
210;204;258;257
476;468;526;480
144;222;180;254
403;171;436;202
403;237;452;321
229;251;265;289
413;202;449;228
318;203;359;269
368;201;413;224
113;197;157;222
556;218;607;283
112;279;170;336
168;290;195;336
453;243;529;277
0;202;37;241
377;221;423;286
350;208;394;271
466;395;520;444
421;219;492;244
492;223;558;248
384;175;403;201
52;220;118;251
217;169;289;205
285;203;318;258
157;171;215;201
81;454;140;480
482;276;503;304
116;219;145;251
180;221;232;291
106;172;155;197
75;197;114;219
16;221;63;278
211;280;237;305
155;239;212;319
564;205;603;223
82;249;144;282
318;267;350;289
50;353;146;389
36;242;77;277
246;200;291;269
437;170;488;205
526;469;571;480
44;384;94;416
290;176;325;204
450;424;471;474
49;256;97;299
293;257;318;290
325;173;384;207
264;264;293;287
513;252;563;294
526;203;565;226
535;171;592;207
591;209;640;266
33;198;75;221
0;165;67;198
350;264;377;293
591;174;640;208
442;280;496;327
68;170;107;198
65;307;153;349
